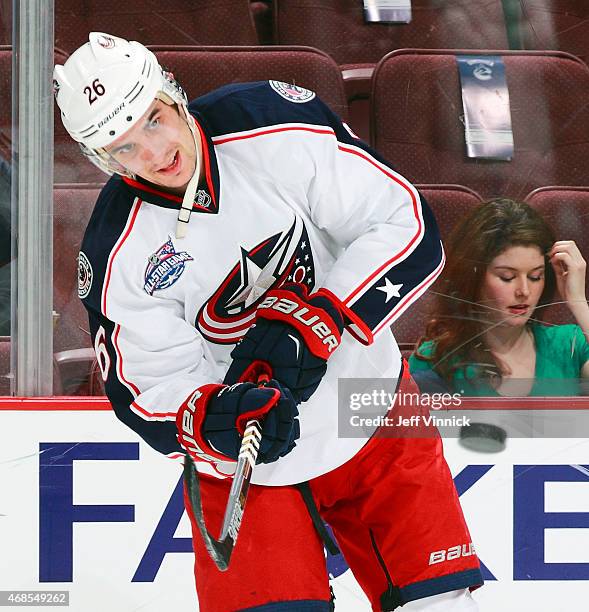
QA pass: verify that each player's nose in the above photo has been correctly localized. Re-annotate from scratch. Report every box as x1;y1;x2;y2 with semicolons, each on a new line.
139;145;156;164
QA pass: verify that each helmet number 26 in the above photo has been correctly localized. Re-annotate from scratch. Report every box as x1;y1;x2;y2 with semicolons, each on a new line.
84;79;106;105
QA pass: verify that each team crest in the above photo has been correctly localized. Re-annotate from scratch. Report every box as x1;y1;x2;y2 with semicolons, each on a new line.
197;216;316;344
77;251;93;299
144;237;193;295
96;34;116;49
269;81;316;104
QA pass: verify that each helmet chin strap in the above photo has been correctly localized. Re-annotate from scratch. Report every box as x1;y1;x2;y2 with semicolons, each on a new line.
175;106;202;239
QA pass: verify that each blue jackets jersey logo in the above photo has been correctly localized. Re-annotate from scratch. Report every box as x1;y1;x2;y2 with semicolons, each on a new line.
144;237;194;295
196;216;316;344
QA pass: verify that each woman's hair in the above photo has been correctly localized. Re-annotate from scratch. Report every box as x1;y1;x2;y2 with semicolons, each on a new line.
415;198;556;384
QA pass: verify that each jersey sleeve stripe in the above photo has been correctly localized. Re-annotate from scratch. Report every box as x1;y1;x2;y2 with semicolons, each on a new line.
130;399;177;422
373;245;446;335
101;197;143;317
336;144;424;306
212;123;335;145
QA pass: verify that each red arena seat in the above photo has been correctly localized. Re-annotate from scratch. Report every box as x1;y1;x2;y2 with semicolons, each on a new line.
524;186;589;326
519;1;589;63
0;0;10;45
53;184;102;394
0;46;9;164
150;45;349;123
0;336;9;395
0;47;103;183
251;1;274;45
0;338;64;396
393;184;484;350
275;0;510;136
55;0;258;54
274;0;509;68
372;49;589;200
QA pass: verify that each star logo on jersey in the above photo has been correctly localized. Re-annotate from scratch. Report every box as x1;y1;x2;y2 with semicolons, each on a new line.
376;278;403;303
196;215;316;344
144;237;194;295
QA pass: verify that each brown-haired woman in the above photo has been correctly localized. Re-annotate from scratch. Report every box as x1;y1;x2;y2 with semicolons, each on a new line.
409;199;589;398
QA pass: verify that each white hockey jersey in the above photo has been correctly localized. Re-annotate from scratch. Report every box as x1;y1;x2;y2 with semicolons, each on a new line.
79;81;445;485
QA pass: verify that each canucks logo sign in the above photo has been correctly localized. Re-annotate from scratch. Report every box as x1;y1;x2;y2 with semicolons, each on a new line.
197;215;316;344
144;237;193;295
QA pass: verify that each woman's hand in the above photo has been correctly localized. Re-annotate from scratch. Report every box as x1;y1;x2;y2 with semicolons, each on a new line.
549;240;587;312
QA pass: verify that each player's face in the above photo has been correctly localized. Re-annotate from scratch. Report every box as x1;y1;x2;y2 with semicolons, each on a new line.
105;99;197;192
478;245;546;328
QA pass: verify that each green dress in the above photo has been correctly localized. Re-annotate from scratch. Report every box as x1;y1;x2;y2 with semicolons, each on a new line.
408;324;589;396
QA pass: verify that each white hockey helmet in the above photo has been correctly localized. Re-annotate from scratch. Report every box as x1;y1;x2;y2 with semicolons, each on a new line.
54;32;202;239
53;32;189;175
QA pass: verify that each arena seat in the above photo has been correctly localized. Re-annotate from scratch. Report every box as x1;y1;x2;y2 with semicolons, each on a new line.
0;47;103;183
0;46;9;164
393;184;484;351
524;186;589;326
251;1;274;45
371;49;589;200
519;0;589;62
55;0;258;54
274;0;509;67
53;184;102;394
0;0;9;45
150;45;348;123
0;338;64;396
89;357;106;396
274;0;510;118
0;336;9;395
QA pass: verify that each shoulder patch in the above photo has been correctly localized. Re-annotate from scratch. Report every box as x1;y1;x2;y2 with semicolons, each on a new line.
269;81;316;104
77;251;93;299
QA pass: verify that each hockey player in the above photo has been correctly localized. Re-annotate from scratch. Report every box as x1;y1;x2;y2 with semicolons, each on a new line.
54;33;483;612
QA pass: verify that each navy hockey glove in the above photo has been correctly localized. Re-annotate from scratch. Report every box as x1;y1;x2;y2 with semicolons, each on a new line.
176;380;299;465
224;283;345;403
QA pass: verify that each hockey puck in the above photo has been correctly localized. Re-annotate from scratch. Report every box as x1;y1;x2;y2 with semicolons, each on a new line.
459;422;507;453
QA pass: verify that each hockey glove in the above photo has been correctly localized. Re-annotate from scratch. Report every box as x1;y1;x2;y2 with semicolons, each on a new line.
176;380;299;465
224;283;345;403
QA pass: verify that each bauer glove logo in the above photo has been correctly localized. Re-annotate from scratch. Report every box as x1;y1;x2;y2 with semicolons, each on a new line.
258;296;339;353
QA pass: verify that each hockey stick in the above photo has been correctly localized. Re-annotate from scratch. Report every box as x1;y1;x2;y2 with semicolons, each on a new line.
183;376;269;571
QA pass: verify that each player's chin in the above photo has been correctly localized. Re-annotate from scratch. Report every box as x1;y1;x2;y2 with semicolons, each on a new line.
152;171;191;191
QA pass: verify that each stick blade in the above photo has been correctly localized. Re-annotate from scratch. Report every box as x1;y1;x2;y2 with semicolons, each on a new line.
183;456;235;571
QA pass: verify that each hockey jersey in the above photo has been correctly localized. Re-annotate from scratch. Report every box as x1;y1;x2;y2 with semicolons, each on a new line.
79;81;445;485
